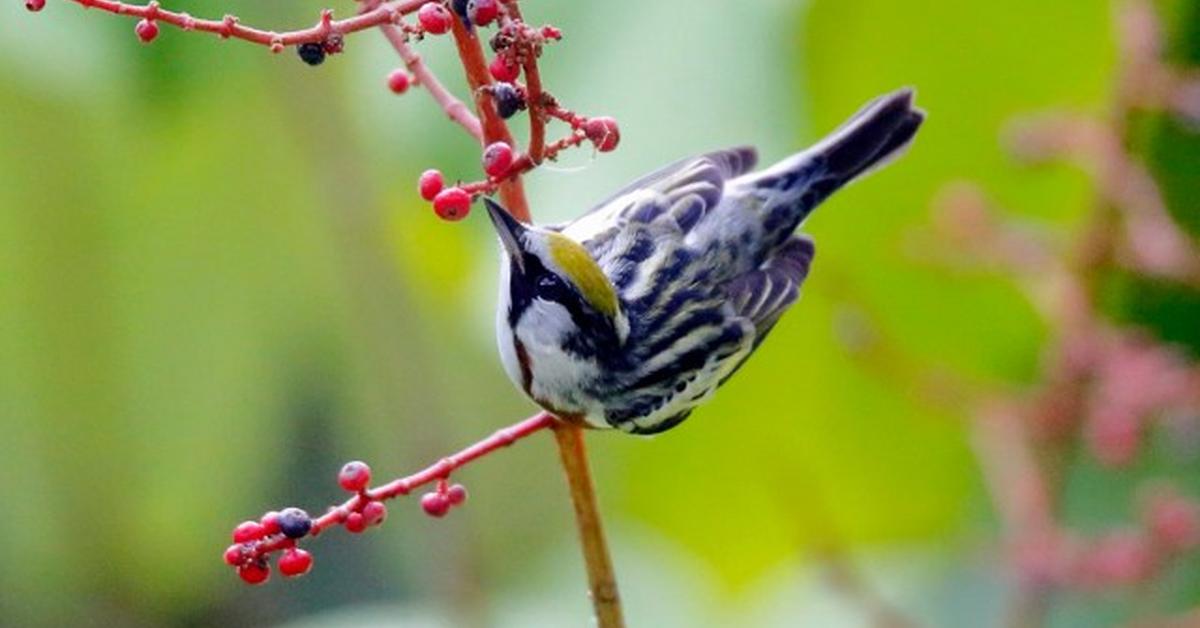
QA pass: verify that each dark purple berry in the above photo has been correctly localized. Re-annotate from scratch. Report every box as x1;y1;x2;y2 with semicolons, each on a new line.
297;43;326;67
490;82;525;119
277;507;313;539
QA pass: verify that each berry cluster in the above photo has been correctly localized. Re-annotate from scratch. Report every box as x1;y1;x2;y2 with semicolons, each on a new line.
220;411;557;584
223;507;316;584
221;460;445;585
216;404;555;587
416;107;619;222
31;0;623;226
421;480;469;518
386;1;620;222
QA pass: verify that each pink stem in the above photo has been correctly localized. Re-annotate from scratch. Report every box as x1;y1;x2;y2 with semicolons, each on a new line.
378;24;484;142
68;0;434;47
253;412;556;554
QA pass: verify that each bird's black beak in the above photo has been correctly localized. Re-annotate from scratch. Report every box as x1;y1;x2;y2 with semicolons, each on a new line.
483;197;528;273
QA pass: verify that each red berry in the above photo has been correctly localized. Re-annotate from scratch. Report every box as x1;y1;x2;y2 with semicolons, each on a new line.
345;512;367;533
540;25;563;40
260;512;281;536
489;55;520;82
25;0;46;12
482;142;515;178
223;544;247;566
338;460;372;493
417;3;453;35
237;560;271;585
433;188;472;221
584;117;620;152
421;492;450;518
279;548;314;578
467;0;499;26
135;19;159;43
418;169;445;201
233;520;266;543
362;500;387;526
446;484;468;506
387;69;411;94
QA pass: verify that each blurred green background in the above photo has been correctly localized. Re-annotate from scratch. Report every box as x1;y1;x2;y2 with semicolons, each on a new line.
1;1;1197;626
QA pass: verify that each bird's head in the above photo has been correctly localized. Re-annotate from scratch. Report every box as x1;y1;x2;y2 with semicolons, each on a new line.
484;198;628;347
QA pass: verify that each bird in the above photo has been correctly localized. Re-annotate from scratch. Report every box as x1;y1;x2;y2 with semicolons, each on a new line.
484;88;924;435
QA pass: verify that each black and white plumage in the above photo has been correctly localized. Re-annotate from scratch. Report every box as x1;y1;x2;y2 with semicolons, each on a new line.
487;88;925;434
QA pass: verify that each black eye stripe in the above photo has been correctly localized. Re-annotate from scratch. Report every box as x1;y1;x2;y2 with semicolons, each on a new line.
508;253;583;325
506;253;623;357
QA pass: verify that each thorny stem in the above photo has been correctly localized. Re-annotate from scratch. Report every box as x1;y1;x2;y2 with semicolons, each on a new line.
68;0;431;47
552;423;625;628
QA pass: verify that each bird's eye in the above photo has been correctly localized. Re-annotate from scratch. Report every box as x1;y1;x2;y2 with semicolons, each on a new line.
538;275;562;291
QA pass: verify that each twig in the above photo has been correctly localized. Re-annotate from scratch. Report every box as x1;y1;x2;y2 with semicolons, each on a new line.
551;423;625;628
67;0;431;48
378;24;484;141
245;412;556;558
506;3;547;163
459;130;588;196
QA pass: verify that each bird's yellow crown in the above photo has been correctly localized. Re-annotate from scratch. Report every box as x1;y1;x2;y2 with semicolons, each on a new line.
546;233;619;317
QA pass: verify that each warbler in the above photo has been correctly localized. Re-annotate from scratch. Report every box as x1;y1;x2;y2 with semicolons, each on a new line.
486;88;924;434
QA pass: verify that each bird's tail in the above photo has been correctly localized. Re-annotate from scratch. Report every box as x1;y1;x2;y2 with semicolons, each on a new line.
740;88;924;239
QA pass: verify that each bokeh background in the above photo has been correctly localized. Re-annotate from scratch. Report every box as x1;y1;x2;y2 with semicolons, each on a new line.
2;0;1197;626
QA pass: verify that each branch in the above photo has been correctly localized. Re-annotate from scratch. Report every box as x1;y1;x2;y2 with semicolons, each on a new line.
447;15;531;220
61;0;433;48
552;424;625;628
224;413;556;578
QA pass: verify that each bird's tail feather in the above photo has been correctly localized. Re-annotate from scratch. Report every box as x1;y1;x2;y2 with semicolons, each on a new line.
746;88;925;211
816;88;925;183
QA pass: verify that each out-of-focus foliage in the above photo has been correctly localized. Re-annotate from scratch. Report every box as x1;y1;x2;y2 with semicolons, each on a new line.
0;1;1196;627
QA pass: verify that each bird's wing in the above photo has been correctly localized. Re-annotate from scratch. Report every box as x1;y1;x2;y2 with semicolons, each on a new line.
558;147;758;244
727;235;815;341
592;146;758;219
594;232;756;434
